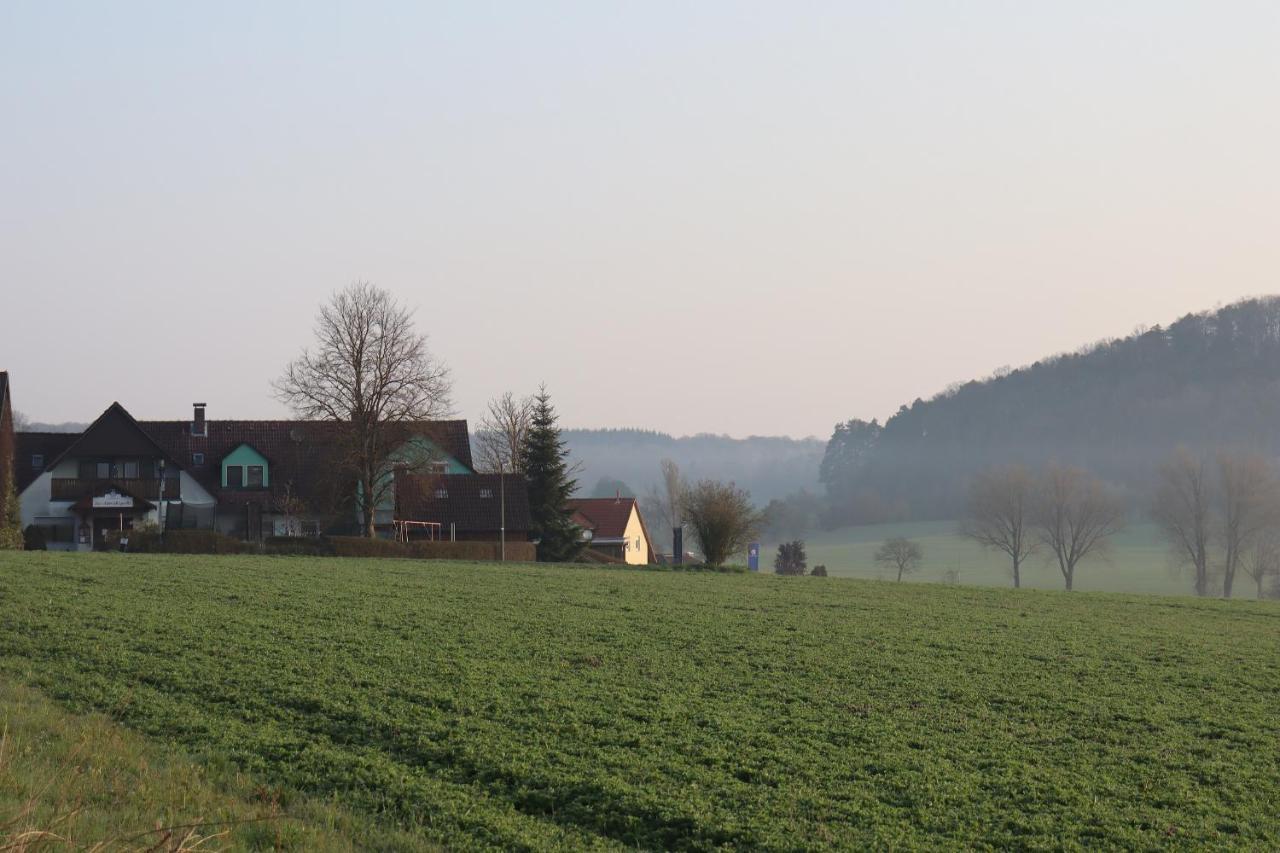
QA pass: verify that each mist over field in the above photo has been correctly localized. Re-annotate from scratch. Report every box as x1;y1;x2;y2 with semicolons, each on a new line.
561;429;823;506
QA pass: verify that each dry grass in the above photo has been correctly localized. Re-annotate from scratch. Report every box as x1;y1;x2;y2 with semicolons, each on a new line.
0;678;401;852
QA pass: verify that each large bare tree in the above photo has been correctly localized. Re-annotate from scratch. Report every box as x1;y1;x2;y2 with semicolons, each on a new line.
960;464;1037;588
1242;531;1280;600
1032;465;1126;591
474;392;533;474
275;281;452;537
1151;448;1215;597
1216;450;1278;598
874;537;923;582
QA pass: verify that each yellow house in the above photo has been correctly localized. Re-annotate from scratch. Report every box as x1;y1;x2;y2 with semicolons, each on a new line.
567;497;655;565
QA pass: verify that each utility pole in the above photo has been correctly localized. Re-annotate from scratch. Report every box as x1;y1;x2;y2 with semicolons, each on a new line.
499;465;506;562
157;458;167;541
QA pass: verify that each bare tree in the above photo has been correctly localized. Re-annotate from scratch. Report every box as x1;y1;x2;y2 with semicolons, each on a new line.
1151;448;1215;597
1217;450;1279;598
275;281;452;537
1032;465;1126;591
1242;530;1280;600
641;458;686;555
874;537;923;582
475;392;533;474
960;464;1038;588
681;479;759;566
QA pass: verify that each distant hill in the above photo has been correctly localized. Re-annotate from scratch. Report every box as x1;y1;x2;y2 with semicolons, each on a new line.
822;296;1280;523
561;429;824;506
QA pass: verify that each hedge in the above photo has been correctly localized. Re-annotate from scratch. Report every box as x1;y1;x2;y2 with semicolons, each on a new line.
328;537;536;562
104;531;537;562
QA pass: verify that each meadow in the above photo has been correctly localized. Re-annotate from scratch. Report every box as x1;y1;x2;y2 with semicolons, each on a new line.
764;521;1193;596
1;552;1278;849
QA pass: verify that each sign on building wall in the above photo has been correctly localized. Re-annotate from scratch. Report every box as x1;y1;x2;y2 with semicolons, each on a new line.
92;490;133;509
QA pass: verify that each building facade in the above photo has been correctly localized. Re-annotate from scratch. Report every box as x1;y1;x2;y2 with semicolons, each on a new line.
15;400;497;551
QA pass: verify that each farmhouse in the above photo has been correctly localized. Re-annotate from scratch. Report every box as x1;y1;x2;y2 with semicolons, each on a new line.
14;399;526;551
567;496;656;565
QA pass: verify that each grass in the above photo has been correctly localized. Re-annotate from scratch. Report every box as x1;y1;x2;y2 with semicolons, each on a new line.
0;551;1278;849
765;521;1197;595
0;674;416;851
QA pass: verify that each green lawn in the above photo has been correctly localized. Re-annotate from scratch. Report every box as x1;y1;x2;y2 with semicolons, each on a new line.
765;521;1193;595
1;552;1278;849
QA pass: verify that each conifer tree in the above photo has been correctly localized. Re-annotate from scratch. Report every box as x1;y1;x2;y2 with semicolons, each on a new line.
521;386;584;562
0;467;22;550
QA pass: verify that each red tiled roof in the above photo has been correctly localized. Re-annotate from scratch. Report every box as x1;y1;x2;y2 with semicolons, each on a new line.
565;497;641;540
567;497;658;563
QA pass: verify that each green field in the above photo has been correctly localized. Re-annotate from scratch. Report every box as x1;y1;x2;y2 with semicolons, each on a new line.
1;552;1278;849
764;521;1193;596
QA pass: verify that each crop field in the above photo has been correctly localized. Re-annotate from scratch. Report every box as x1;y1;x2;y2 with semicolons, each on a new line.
765;521;1189;595
1;552;1278;849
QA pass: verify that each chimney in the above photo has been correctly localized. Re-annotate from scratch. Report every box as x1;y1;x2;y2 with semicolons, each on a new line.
192;402;207;437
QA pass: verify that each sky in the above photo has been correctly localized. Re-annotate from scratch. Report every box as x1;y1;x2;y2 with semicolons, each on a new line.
3;2;1279;438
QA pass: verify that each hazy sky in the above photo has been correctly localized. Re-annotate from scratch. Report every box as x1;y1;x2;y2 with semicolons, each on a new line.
3;2;1278;438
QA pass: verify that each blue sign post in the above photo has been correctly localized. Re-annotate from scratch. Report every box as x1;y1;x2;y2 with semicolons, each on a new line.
747;542;760;572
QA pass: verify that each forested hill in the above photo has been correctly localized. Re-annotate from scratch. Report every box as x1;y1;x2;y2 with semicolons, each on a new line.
562;429;824;505
822;296;1280;523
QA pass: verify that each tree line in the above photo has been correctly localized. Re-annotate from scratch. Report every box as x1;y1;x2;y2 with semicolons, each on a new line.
960;450;1280;598
800;296;1280;529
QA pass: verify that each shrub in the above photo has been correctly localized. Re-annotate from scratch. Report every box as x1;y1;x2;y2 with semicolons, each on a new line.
774;540;807;575
21;525;45;551
811;564;828;577
263;536;336;557
156;529;254;555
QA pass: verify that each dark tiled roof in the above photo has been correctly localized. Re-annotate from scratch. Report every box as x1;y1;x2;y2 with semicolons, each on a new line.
14;433;77;492
15;403;475;516
140;418;473;497
396;473;531;533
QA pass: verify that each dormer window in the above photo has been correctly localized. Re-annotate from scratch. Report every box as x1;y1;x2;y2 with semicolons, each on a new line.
31;454;43;469
220;443;269;489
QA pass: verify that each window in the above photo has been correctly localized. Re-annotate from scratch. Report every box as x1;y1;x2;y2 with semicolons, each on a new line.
434;488;448;499
192;452;204;465
479;488;493;499
301;520;320;537
123;461;139;479
429;461;449;474
96;462;111;479
247;466;264;488
226;465;243;488
31;454;43;469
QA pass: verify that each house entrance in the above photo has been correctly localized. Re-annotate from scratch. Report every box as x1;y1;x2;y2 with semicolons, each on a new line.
93;513;134;547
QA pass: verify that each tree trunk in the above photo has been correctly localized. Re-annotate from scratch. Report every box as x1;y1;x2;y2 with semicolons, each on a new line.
361;474;376;538
1259;575;1266;600
1012;557;1021;589
1064;565;1074;591
897;565;904;582
1223;555;1235;598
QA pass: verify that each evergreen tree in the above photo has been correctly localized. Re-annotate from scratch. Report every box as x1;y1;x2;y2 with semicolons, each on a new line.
0;467;22;550
521;386;584;562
